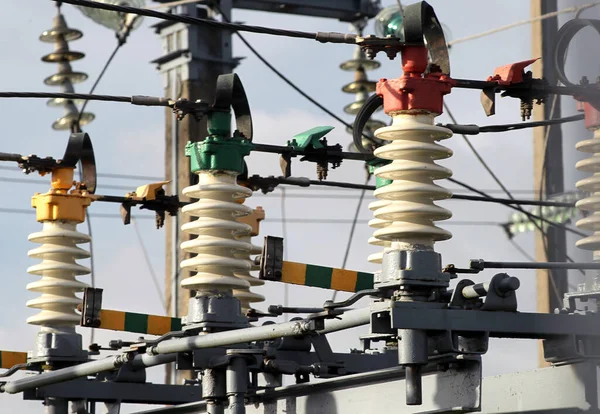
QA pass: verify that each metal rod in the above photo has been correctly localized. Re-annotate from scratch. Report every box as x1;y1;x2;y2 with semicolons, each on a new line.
1;307;374;394
152;306;372;355
1;353;175;394
404;365;422;406
471;259;600;270
252;143;370;161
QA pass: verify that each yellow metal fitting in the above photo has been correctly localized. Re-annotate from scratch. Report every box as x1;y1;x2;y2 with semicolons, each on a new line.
126;181;170;200
237;206;265;236
31;167;92;223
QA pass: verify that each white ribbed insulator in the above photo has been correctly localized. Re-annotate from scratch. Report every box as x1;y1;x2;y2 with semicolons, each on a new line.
575;128;600;255
180;172;252;294
233;235;265;311
368;199;391;264
26;221;91;328
371;113;453;250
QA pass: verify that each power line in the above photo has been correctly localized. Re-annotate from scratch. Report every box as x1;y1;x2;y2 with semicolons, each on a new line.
448;2;600;46
212;4;372;141
55;0;358;44
331;174;370;302
0;176;134;191
132;218;166;312
0;165;163;182
0;91;130;102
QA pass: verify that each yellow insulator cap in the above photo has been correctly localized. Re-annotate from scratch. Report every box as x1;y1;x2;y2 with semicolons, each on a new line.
31;167;92;223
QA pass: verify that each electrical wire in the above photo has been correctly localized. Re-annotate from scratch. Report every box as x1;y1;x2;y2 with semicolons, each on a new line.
211;4;372;142
280;187;289;322
331;175;370;302
449;177;586;239
0;92;130;102
0;165;163;181
55;0;358;44
0;176;135;191
132;217;166;312
77;43;122;128
441;114;584;135
509;238;536;262
448;2;600;46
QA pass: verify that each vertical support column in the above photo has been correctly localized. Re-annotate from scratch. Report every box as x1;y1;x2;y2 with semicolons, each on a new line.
227;357;248;414
531;0;568;368
153;2;237;384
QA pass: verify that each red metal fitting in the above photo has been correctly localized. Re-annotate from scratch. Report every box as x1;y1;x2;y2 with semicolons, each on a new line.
487;58;539;85
583;102;600;130
376;47;454;115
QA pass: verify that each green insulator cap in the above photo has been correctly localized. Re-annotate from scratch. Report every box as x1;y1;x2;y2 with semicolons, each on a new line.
366;158;392;188
185;133;254;174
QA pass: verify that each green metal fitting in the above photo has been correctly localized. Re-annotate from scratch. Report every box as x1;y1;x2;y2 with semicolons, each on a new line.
185;112;253;174
287;126;334;150
367;158;392;188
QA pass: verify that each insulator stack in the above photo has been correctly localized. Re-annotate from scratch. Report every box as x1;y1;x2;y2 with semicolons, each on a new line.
180;172;253;295
26;221;91;328
371;114;453;251
368;199;391;264
40;5;94;131
233;207;266;312
575;126;600;259
233;236;265;312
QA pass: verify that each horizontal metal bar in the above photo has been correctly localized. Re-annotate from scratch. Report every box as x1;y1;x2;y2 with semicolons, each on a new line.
1;306;378;394
471;259;600;271
132;360;481;414
24;380;203;405
389;306;600;339
1;353;175;394
152;306;373;355
85;309;182;335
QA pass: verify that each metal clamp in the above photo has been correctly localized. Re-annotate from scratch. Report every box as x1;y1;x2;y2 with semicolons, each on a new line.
80;287;103;328
259;236;284;281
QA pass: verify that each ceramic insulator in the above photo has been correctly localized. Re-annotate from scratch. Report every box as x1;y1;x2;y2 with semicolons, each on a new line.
371;113;453;252
180;172;252;294
576;127;600;258
233;234;265;312
26;221;90;328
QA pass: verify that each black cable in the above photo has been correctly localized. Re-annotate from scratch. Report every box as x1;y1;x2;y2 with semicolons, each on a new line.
211;4;373;142
331;175;370;302
0;92;131;102
0;165;163;181
449;178;586;252
441;114;584;135
77;43;123;127
0;176;134;191
55;0;357;44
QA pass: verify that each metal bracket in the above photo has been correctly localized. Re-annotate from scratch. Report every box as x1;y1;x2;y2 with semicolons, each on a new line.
80;287;103;328
259;236;284;281
120;181;178;229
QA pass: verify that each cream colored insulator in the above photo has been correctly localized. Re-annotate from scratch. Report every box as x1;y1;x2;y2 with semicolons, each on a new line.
26;221;91;328
576;127;600;259
371;113;453;251
180;172;252;294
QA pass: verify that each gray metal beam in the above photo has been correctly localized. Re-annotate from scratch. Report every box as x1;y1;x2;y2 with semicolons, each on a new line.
131;361;482;414
388;307;600;338
150;0;380;21
23;380;203;405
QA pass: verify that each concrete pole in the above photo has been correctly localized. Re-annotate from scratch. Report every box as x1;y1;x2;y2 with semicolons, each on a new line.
153;2;237;384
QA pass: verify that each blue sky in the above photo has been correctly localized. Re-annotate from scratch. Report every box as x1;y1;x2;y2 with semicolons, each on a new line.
0;0;597;412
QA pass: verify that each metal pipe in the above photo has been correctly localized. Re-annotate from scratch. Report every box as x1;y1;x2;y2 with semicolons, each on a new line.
152;306;373;355
226;357;247;414
1;353;176;394
1;307;373;395
471;259;600;270
46;397;69;414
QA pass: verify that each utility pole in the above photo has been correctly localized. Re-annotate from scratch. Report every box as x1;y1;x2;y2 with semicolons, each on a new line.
153;2;237;384
531;0;568;367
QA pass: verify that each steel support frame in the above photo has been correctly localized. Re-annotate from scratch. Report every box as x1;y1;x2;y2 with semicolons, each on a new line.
150;0;380;21
131;360;600;414
23;380;203;405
